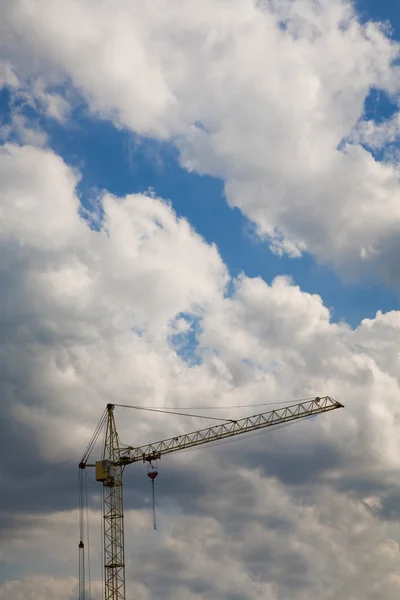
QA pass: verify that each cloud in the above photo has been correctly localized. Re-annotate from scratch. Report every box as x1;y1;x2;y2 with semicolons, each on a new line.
0;62;71;147
2;0;400;284
0;60;20;89
1;143;400;597
6;113;48;146
0;142;227;461
0;576;80;600
350;112;400;151
2;482;400;600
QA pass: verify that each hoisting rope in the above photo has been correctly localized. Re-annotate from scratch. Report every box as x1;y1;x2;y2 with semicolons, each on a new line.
85;470;92;600
78;469;86;600
79;411;107;600
79;460;93;600
147;463;158;531
151;478;156;531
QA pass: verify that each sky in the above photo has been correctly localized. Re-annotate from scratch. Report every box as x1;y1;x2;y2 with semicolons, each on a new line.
1;0;400;599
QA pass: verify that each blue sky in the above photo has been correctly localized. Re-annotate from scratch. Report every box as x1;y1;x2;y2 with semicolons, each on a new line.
355;0;400;34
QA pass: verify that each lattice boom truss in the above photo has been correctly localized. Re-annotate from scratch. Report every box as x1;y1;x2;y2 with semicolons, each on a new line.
120;396;343;465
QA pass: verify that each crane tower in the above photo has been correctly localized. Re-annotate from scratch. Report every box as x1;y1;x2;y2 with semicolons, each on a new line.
79;396;343;600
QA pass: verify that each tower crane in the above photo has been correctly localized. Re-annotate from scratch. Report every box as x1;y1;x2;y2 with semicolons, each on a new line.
78;396;343;600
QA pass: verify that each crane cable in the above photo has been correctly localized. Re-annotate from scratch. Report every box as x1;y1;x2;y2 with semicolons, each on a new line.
114;404;233;422
79;411;107;600
80;409;108;464
78;469;86;600
151;476;156;530
114;398;316;417
79;456;93;600
85;470;92;600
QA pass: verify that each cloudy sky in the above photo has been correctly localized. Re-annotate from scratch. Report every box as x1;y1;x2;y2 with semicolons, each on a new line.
1;0;400;598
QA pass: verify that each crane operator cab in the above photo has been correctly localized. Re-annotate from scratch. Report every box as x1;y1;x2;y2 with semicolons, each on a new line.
95;459;115;483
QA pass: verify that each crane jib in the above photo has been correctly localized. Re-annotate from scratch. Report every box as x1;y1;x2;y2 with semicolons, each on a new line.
118;396;343;465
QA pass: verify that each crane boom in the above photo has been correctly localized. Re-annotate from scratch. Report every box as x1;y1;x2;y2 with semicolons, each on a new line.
79;395;343;600
120;395;343;465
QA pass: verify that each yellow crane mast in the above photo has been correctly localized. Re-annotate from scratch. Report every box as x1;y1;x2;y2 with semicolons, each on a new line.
78;396;344;600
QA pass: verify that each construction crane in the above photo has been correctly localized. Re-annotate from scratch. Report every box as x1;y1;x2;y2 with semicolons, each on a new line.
78;396;343;600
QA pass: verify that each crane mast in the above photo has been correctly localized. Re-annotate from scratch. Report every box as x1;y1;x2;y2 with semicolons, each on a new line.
102;406;125;600
79;396;343;600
